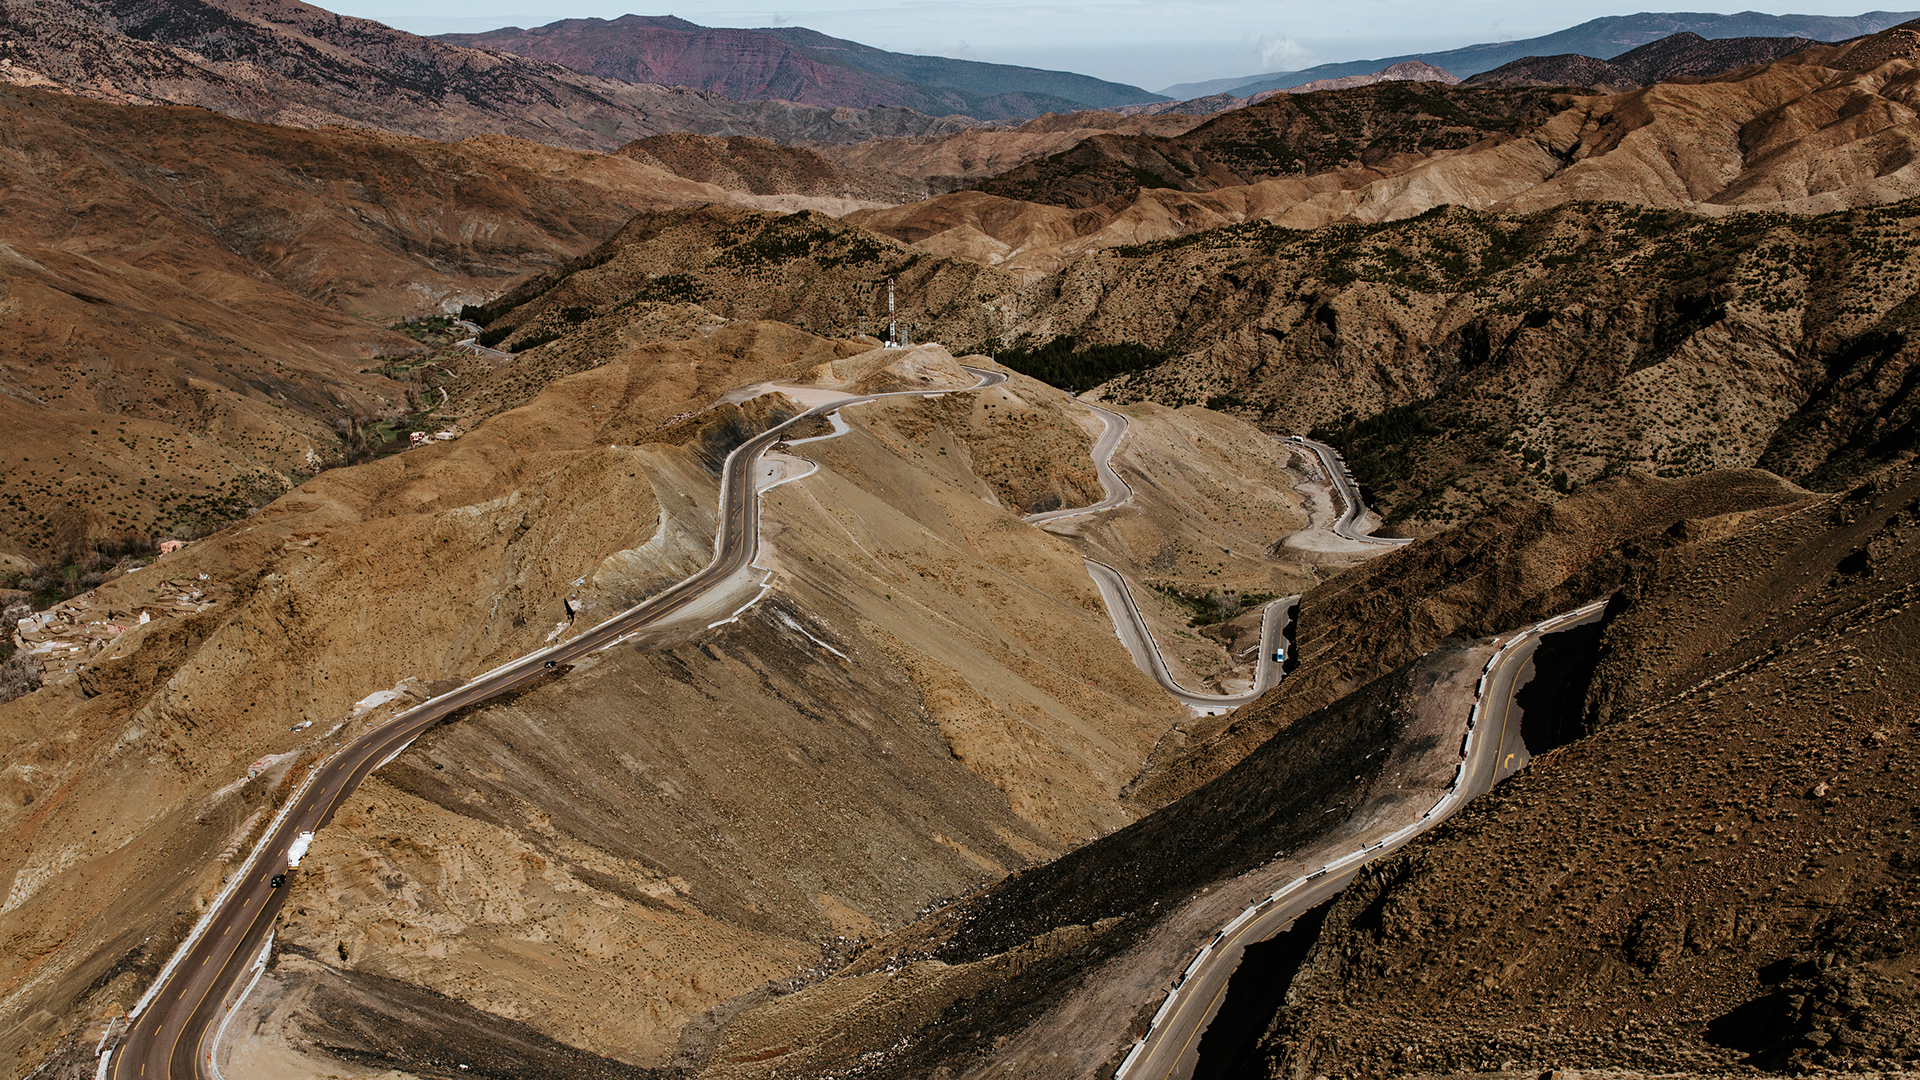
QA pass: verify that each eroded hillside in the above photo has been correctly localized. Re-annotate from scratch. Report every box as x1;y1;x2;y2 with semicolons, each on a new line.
672;464;1827;1077
0;84;901;562
968;199;1920;533
850;31;1920;273
3;319;1351;1076
0;0;973;149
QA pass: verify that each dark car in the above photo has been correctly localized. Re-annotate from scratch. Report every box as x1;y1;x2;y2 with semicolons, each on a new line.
269;874;287;888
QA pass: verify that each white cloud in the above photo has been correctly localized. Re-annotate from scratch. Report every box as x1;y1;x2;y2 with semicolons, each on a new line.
1257;33;1314;71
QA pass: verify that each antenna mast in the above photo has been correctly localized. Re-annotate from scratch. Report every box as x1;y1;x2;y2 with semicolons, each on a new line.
887;276;897;347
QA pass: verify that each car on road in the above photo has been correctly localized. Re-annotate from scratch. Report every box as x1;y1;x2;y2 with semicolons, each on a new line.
269;874;286;888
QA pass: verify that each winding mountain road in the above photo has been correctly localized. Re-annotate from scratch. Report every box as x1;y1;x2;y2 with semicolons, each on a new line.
1026;399;1340;708
1082;559;1293;710
104;362;1007;1080
1293;435;1414;546
1114;600;1608;1080
1026;403;1134;524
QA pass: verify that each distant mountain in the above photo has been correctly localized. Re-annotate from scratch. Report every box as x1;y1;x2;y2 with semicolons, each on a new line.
0;0;976;149
1466;31;1820;90
1160;9;1920;97
436;15;1166;121
1115;63;1460;120
1261;59;1460;96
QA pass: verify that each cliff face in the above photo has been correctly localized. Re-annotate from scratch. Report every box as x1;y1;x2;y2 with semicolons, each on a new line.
0;0;975;149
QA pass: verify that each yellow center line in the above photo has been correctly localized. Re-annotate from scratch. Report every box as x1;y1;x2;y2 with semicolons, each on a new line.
163;867;283;1080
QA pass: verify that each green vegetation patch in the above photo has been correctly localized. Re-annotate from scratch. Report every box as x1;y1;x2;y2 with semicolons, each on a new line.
993;336;1171;391
1152;583;1277;627
714;212;897;271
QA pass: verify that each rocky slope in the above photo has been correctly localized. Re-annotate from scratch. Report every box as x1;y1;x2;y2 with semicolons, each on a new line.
615;133;941;203
436;15;1162;121
1466;31;1819;91
455;204;1021;357
447;81;1920;545
811;108;1208;188
2;321;1340;1076
0;0;975;151
1247;455;1920;1077
666;463;1824;1078
970;82;1567;210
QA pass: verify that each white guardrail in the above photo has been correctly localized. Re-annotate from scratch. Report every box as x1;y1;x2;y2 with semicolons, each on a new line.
1113;599;1607;1078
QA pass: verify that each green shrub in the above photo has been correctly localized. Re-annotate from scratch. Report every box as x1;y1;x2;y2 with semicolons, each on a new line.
995;336;1170;391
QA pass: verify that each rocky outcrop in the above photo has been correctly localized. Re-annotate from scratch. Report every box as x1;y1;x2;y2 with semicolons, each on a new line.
1255;456;1920;1078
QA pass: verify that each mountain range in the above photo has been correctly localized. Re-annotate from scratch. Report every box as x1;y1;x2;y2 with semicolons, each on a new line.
437;15;1166;121
6;5;1920;1080
0;0;977;148
1161;9;1920;97
1465;30;1821;89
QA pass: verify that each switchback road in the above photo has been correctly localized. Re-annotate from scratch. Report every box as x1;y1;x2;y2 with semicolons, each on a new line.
1083;559;1294;710
1116;600;1608;1080
106;361;1006;1080
1026;403;1134;523
1026;398;1298;708
1292;436;1414;546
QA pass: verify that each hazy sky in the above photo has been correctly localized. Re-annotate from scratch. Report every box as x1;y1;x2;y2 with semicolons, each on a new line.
330;1;1906;91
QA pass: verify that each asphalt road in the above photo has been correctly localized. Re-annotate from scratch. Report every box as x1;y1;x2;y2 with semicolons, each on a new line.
106;362;1007;1080
452;319;513;360
1116;600;1608;1080
1084;559;1296;709
1024;397;1292;707
1026;403;1134;523
1292;436;1414;546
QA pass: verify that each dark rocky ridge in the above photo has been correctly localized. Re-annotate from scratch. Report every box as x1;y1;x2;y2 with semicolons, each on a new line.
972;83;1568;208
1466;31;1821;91
1161;10;1918;98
